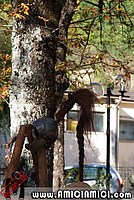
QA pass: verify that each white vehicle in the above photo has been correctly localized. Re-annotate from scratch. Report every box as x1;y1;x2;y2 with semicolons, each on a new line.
65;163;124;193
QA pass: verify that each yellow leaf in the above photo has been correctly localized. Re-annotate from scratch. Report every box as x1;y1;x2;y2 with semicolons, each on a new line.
15;13;26;20
24;10;29;15
20;3;29;15
38;16;49;22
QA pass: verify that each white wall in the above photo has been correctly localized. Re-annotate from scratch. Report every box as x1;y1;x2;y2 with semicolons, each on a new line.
119;104;134;167
119;141;134;167
64;103;118;168
64;132;107;167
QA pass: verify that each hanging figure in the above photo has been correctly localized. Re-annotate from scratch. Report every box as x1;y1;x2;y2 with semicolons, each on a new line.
2;88;97;192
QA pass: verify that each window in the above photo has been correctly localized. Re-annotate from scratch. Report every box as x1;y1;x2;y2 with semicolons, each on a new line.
119;120;134;140
93;112;104;132
66;111;80;132
66;111;104;132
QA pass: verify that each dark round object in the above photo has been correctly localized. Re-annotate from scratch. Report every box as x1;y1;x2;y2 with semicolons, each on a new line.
33;118;58;144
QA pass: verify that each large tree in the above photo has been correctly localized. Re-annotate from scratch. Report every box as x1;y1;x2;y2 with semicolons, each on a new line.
2;0;133;189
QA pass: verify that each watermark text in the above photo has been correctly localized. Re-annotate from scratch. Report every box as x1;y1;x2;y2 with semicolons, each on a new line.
31;189;132;199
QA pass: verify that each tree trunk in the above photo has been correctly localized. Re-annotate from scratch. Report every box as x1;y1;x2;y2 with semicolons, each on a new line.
53;121;64;191
11;22;56;135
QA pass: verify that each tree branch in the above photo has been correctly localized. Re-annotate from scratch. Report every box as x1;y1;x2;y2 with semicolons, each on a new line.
56;0;77;62
79;19;95;66
71;1;120;24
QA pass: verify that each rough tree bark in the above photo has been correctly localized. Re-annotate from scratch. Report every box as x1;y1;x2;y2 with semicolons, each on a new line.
53;121;64;190
10;0;77;187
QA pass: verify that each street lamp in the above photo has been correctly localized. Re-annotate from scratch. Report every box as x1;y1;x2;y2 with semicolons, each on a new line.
90;80;127;189
106;76;127;189
106;87;111;189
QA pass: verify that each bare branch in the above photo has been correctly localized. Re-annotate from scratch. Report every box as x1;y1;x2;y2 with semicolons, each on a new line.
79;19;95;66
120;1;134;27
56;0;77;62
71;1;121;24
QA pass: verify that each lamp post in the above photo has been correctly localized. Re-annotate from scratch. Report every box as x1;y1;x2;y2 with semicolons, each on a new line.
106;77;127;189
106;87;111;189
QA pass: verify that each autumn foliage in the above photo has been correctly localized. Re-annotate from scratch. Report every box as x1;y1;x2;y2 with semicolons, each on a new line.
0;1;12;110
0;54;12;110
